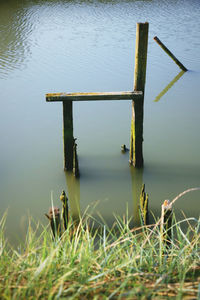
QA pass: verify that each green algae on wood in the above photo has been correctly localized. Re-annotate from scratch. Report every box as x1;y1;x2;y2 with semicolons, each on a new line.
130;22;149;168
139;184;149;225
46;91;143;102
160;200;173;249
60;190;69;231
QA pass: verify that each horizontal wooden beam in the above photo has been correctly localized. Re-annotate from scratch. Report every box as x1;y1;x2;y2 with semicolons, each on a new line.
46;91;143;102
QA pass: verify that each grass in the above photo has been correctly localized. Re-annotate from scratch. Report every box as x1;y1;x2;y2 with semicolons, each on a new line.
0;192;199;299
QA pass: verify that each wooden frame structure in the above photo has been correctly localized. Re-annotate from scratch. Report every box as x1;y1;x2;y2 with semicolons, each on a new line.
46;22;149;171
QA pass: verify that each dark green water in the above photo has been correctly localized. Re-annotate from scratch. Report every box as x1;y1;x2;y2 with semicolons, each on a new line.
0;0;199;243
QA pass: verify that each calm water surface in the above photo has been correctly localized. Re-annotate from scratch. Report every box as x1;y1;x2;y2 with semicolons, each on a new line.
0;0;199;243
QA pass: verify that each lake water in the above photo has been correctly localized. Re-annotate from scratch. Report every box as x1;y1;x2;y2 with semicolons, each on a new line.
0;0;199;244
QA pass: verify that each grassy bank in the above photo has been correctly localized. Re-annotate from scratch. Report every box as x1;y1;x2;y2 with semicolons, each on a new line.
0;207;199;299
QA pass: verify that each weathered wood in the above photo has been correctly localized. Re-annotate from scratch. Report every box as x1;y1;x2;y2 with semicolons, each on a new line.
46;24;149;171
46;91;143;102
139;183;149;226
73;138;80;178
45;207;61;238
63;101;73;170
154;36;187;71
60;190;69;231
130;22;149;168
160;200;173;249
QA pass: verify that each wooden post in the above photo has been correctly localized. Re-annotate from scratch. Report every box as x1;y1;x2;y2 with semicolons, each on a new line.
154;36;187;71
139;183;149;226
63;101;73;170
160;200;173;249
60;190;69;231
73;138;80;178
130;22;149;168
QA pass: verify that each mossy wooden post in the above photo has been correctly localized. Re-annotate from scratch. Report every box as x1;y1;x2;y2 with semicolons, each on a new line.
63;101;73;170
160;200;173;249
73;138;80;178
60;190;69;231
139;184;149;226
130;22;149;168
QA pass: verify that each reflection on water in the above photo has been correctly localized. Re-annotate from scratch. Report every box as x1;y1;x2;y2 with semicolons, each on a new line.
154;70;185;102
0;1;32;77
65;164;143;226
130;167;143;225
0;0;200;244
65;172;80;222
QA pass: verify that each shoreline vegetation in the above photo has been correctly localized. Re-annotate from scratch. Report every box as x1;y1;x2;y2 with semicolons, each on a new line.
0;189;199;299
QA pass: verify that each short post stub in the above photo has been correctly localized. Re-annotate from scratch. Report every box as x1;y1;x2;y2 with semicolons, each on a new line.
139;183;149;226
60;190;69;231
130;22;149;168
160;200;173;248
63;101;74;170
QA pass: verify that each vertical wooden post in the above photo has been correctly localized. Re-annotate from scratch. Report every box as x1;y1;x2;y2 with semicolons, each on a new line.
60;190;69;231
63;101;73;170
130;22;149;167
73;139;80;178
160;200;173;249
139;184;149;226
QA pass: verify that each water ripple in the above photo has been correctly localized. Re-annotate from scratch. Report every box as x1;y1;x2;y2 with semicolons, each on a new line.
0;0;200;79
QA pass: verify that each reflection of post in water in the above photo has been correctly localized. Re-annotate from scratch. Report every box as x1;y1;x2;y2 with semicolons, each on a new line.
154;70;185;102
64;171;80;223
130;166;143;226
